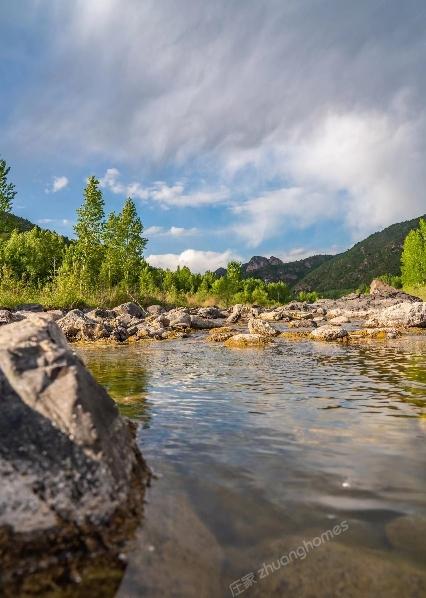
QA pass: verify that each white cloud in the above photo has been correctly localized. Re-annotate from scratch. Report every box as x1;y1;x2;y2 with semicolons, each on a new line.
100;168;229;208
45;176;69;193
230;108;426;244
286;110;426;237
145;225;199;237
146;249;240;273
99;167;149;200
232;186;336;247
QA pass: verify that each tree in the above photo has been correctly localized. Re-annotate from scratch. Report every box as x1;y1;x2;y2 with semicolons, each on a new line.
0;228;66;285
267;281;290;303
227;260;242;282
401;218;426;287
0;158;17;234
101;198;147;287
73;176;105;288
0;158;16;214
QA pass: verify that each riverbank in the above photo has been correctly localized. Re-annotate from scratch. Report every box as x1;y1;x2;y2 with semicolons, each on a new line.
2;280;425;348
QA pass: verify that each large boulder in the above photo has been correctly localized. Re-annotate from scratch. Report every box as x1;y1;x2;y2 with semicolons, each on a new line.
0;317;149;594
190;315;220;330
196;307;223;319
248;318;279;337
57;309;110;341
365;302;426;328
114;302;146;319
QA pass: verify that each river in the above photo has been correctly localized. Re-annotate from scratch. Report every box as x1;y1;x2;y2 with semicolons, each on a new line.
78;331;426;597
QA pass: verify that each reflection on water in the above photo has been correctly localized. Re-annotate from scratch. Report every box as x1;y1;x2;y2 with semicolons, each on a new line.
78;332;426;597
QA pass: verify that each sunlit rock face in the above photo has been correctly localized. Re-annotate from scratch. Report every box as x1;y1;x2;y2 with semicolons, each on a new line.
0;317;149;595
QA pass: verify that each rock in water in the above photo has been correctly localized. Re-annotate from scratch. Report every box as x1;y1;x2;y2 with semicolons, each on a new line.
310;325;349;341
190;315;220;330
0;317;149;595
224;333;272;347
366;301;426;328
248;318;279;336
57;309;109;341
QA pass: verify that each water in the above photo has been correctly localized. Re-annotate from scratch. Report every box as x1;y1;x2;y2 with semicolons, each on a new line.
78;332;426;597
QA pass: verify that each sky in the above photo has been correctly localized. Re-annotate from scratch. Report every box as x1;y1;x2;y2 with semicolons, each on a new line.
1;0;425;272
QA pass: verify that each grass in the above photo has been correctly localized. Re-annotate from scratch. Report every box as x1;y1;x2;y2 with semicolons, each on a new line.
404;286;426;301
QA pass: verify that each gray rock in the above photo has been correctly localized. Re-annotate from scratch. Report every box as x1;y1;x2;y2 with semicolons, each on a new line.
196;307;223;319
86;307;117;321
114;302;146;319
0;310;15;326
310;325;348;341
168;309;191;329
15;303;44;312
190;315;219;330
57;309;109;341
370;279;418;302
248;318;279;336
0;317;149;593
146;304;165;316
365;301;426;328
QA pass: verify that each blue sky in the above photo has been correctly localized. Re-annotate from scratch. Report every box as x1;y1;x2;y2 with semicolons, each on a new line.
1;1;425;271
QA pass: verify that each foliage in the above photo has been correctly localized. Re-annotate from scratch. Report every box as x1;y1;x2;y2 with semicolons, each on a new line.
0;158;16;214
0;228;66;285
297;290;318;303
296;214;426;293
401;218;426;287
377;273;403;289
0;159;17;234
0;161;307;309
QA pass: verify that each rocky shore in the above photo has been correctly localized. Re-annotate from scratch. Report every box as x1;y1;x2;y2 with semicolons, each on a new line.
1;280;424;349
0;317;150;596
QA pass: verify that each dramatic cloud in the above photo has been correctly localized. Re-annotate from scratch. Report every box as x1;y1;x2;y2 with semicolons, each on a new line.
146;249;240;273
3;1;426;250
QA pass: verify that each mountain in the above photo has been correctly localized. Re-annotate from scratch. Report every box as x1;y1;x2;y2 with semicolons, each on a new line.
241;254;333;285
0;211;35;236
295;214;426;292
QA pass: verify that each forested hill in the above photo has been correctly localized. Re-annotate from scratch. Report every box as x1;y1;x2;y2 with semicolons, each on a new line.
295;214;426;292
0;211;35;236
240;254;333;285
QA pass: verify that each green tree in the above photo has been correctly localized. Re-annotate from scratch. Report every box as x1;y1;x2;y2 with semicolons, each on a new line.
73;176;105;288
0;158;17;234
401;218;426;287
267;281;290;304
226;260;242;282
102;199;147;287
0;228;66;285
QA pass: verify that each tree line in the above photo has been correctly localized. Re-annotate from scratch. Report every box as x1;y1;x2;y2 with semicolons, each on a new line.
1;157;425;308
0;159;294;308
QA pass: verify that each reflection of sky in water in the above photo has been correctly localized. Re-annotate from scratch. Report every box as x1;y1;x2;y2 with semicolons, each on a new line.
78;334;426;596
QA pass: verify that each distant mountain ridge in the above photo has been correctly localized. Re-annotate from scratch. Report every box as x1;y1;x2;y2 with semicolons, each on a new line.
295;214;426;292
241;254;333;285
215;214;425;293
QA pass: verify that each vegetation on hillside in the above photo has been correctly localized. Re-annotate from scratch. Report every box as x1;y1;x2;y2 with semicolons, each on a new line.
401;218;426;286
295;215;426;293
